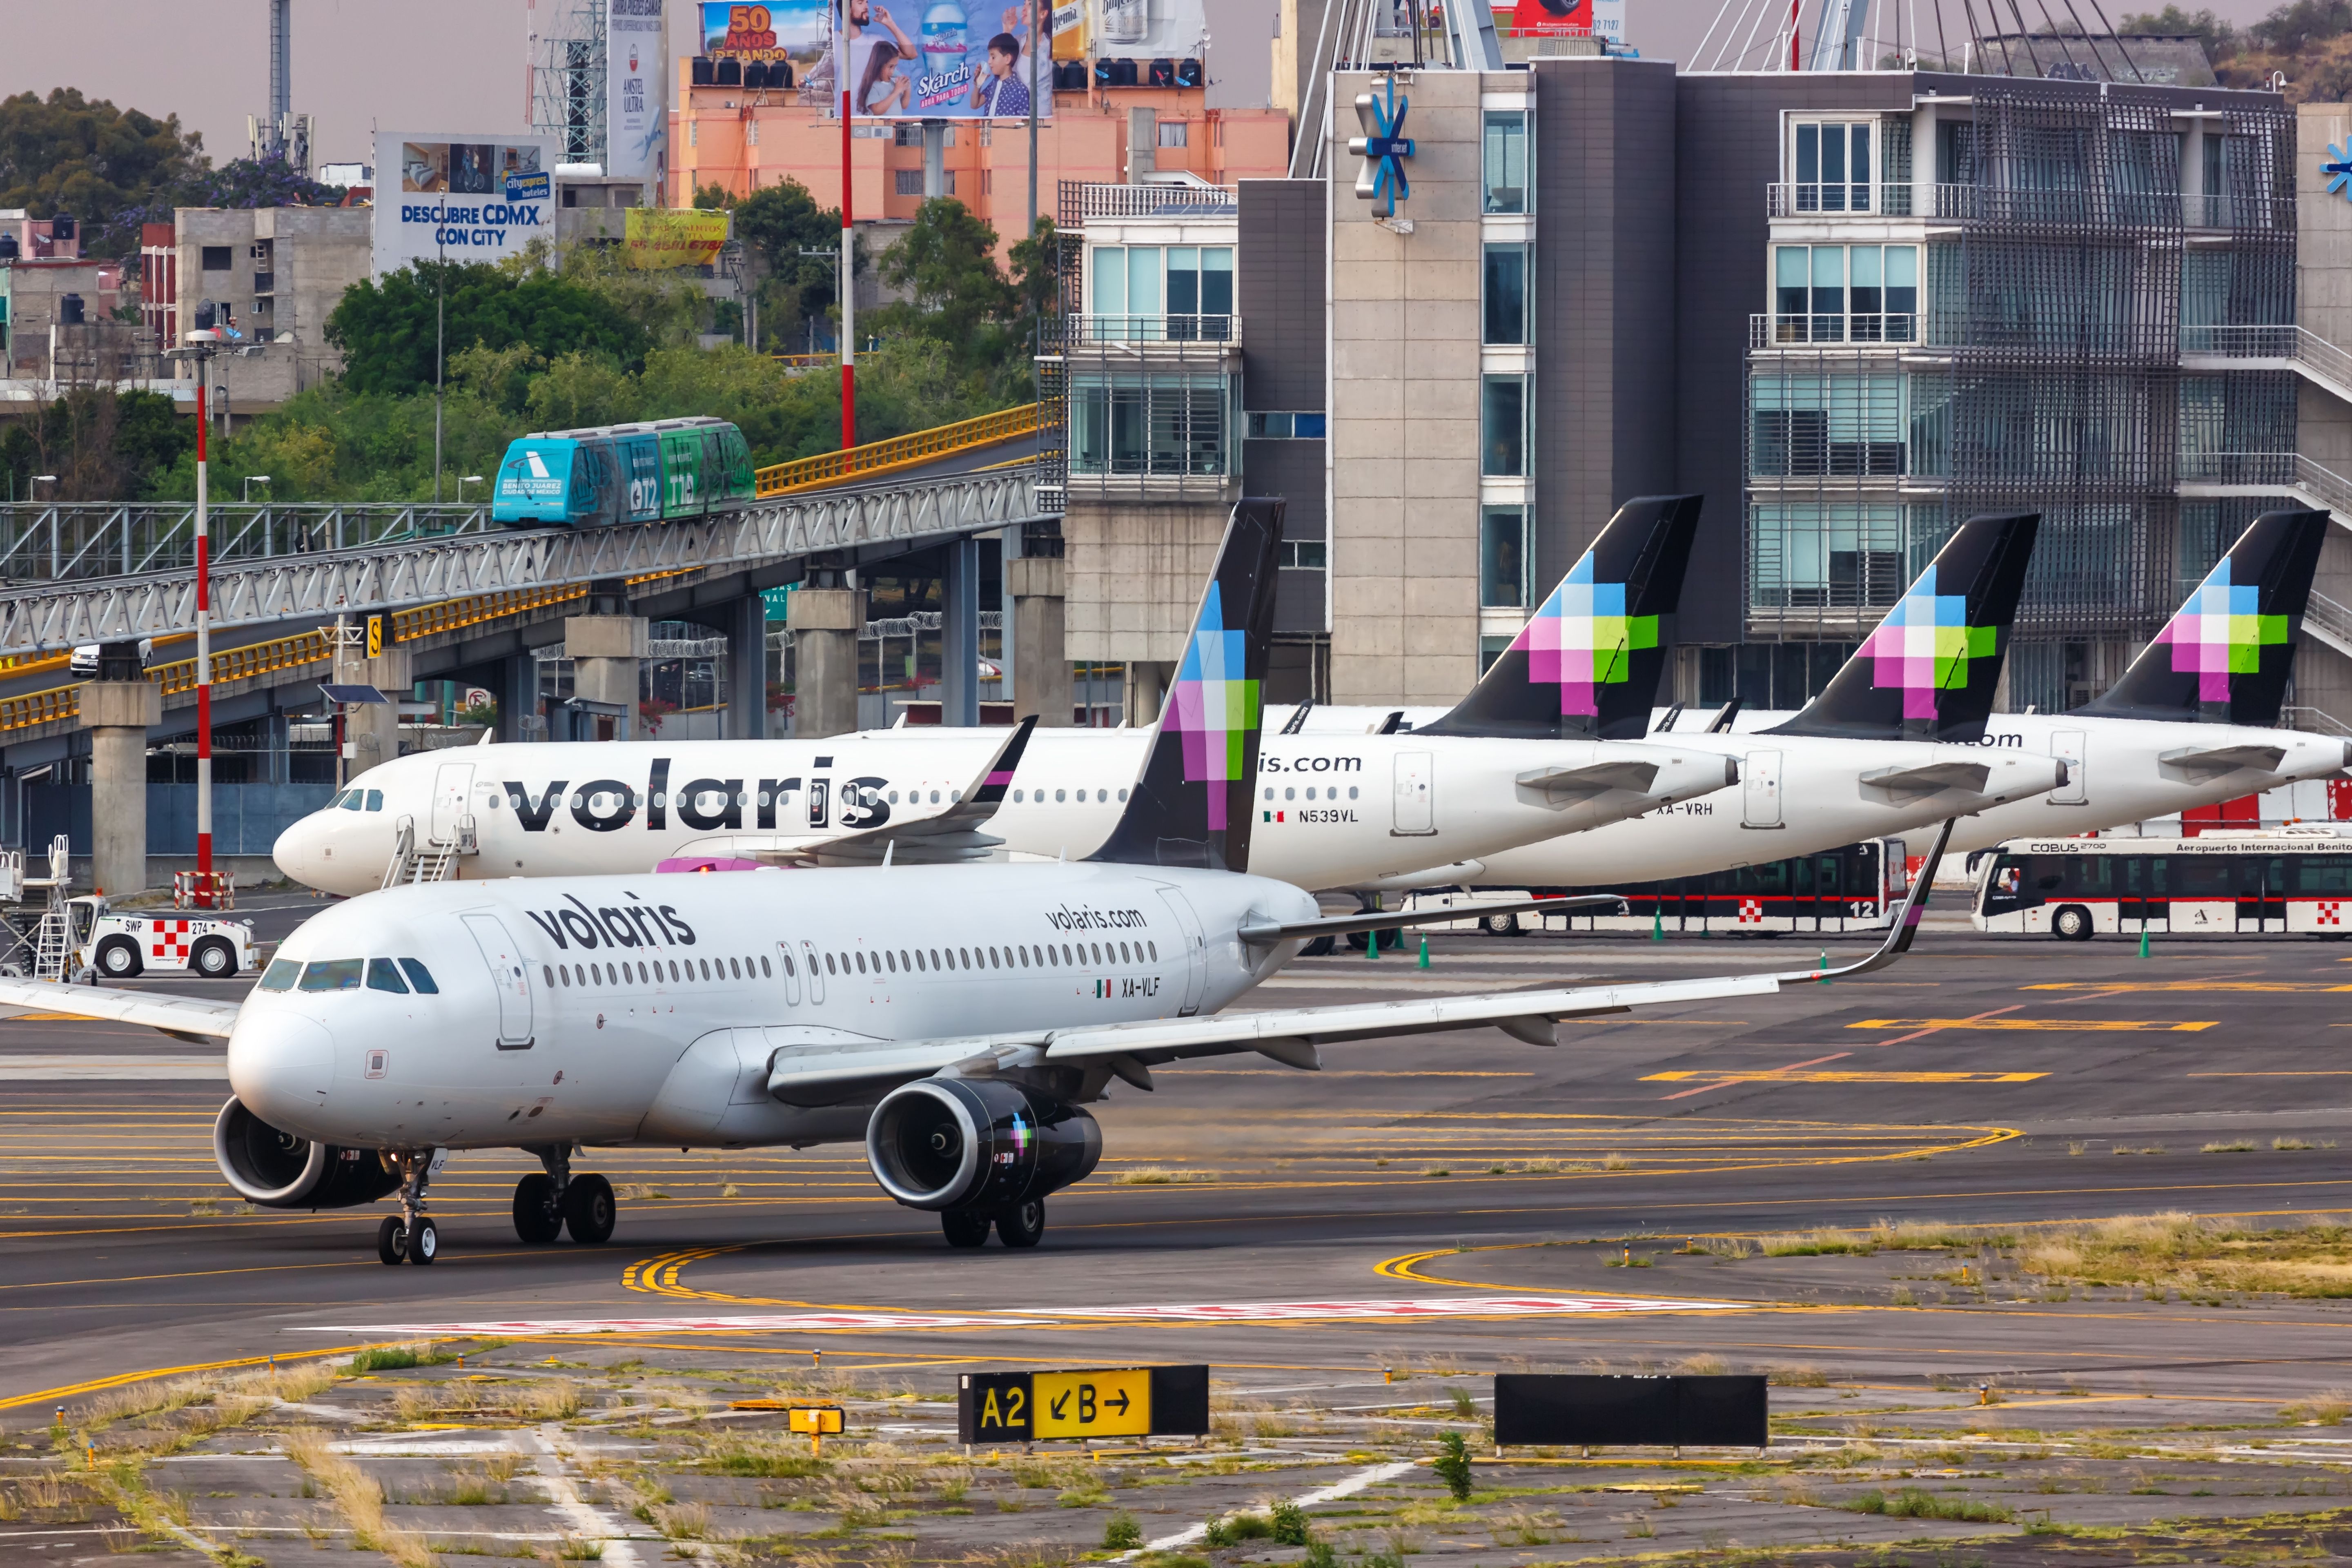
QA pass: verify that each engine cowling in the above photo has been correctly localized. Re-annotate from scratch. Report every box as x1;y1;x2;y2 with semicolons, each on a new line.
212;1096;402;1209
865;1078;1101;1212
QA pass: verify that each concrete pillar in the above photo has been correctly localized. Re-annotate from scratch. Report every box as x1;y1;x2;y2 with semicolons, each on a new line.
787;586;865;738
566;614;648;742
922;120;947;198
81;680;158;897
335;648;412;779
1009;554;1071;726
497;650;542;742
727;595;769;740
942;536;981;726
1124;659;1169;728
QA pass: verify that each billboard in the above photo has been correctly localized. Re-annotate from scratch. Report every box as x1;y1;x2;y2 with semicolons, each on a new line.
828;0;1054;118
623;208;732;268
701;0;833;70
1090;0;1209;60
609;0;666;181
1500;0;1623;46
372;133;561;276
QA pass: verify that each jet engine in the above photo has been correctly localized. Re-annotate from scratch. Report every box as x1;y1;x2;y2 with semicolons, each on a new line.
212;1097;402;1209
865;1078;1101;1212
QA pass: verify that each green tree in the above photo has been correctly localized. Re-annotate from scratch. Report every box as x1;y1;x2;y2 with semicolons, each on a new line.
2120;4;2243;56
871;198;1018;366
0;89;207;252
732;179;845;349
693;180;737;209
1007;215;1063;327
324;261;650;396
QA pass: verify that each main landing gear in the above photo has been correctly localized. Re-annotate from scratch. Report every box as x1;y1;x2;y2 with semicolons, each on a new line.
510;1145;616;1245
941;1198;1047;1249
376;1151;438;1265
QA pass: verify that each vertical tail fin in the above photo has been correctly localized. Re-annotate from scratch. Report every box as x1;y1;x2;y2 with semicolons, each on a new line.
1418;494;1705;742
2082;508;2327;726
1088;498;1285;872
1766;512;2040;743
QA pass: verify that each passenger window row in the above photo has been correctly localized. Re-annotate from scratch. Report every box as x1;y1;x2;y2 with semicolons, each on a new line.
817;938;1156;977
258;957;438;993
1263;785;1361;802
1012;788;1129;804
545;954;774;988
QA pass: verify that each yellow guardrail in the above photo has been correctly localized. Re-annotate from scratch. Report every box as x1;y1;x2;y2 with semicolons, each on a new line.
0;685;82;732
753;403;1041;499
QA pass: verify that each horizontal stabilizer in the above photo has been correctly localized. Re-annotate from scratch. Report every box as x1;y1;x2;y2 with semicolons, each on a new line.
1857;760;1993;804
1516;760;1662;798
2157;743;2288;781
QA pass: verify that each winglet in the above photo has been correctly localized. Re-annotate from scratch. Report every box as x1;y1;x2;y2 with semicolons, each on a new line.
1766;816;1954;987
2082;508;2327;726
1418;495;1704;742
1767;513;2039;744
969;714;1039;806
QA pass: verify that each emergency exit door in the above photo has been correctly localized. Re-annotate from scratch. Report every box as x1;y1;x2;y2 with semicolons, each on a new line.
1742;750;1784;828
1392;752;1434;835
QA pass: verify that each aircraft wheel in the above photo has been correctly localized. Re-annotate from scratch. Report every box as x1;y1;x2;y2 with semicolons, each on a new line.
1298;935;1335;957
942;1210;993;1248
376;1216;408;1265
406;1216;439;1265
96;938;142;979
513;1174;564;1243
2052;904;2094;942
562;1174;616;1244
996;1199;1045;1249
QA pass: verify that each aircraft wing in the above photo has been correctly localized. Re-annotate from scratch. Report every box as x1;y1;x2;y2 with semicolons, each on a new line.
757;717;1039;867
765;819;1955;1098
0;978;242;1040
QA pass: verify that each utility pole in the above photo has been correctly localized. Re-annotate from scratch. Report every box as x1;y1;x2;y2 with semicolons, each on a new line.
433;230;447;501
840;37;857;450
162;335;223;907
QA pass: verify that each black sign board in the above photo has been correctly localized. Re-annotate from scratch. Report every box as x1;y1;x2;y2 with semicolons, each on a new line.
1494;1374;1769;1450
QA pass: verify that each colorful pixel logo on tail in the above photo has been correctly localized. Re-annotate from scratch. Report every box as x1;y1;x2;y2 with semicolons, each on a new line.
1855;568;2000;721
1171;584;1261;832
1526;559;1659;719
2087;508;2326;726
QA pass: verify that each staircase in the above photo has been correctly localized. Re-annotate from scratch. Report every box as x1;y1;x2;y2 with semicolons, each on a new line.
381;814;474;889
2182;324;2352;409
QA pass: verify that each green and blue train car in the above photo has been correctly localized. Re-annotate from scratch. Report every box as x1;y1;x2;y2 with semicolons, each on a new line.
492;416;756;528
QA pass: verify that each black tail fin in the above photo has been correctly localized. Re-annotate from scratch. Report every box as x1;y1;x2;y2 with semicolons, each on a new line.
1766;512;2040;744
1088;497;1285;873
1417;495;1704;742
2081;508;2327;726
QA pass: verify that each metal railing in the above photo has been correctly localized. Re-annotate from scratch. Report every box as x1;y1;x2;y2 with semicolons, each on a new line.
2305;590;2352;654
753;403;1042;498
1058;182;1238;224
1750;313;1919;348
1765;182;1913;218
2284;704;2352;738
2180;324;2352;405
0;503;492;586
2189;192;2296;231
2176;451;2352;518
1065;314;1240;346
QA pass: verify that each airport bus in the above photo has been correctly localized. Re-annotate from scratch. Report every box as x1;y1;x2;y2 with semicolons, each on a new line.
491;416;756;528
1399;837;1911;937
1970;832;2352;939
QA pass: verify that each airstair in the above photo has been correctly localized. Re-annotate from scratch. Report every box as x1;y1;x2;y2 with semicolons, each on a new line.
381;814;475;889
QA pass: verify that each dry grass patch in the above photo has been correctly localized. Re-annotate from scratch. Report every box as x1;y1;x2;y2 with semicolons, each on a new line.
283;1428;437;1568
2016;1212;2352;1297
1109;1167;1209;1185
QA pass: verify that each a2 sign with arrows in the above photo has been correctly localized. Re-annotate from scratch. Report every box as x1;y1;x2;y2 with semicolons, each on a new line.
959;1365;1210;1443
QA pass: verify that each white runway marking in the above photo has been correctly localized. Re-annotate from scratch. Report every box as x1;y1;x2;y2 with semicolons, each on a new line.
312;1294;1751;1336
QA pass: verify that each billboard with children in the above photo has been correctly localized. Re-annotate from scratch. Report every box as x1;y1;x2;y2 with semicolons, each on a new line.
827;0;1052;118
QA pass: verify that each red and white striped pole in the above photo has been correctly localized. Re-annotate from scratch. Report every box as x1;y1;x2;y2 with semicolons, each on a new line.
840;53;857;450
194;366;214;907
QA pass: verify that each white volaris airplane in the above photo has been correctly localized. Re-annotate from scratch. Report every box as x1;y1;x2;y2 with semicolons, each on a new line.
0;501;1956;1263
1293;509;2349;886
270;506;1742;900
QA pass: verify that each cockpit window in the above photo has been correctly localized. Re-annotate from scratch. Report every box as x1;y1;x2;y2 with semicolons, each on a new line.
258;958;301;991
399;958;439;993
365;958;409;994
341;792;363;812
298;959;364;991
366;790;384;812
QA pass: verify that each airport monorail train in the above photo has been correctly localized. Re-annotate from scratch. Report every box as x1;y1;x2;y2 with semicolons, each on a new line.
491;416;756;528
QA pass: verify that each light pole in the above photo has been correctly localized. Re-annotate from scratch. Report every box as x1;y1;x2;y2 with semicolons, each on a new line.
432;229;447;502
839;45;856;451
31;475;57;497
163;332;225;908
458;474;484;510
244;475;271;502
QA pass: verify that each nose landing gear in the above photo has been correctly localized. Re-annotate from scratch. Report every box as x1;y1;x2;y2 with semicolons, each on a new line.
376;1152;438;1265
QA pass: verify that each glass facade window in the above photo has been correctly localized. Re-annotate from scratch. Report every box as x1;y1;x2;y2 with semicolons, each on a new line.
1771;245;1916;343
1071;373;1233;477
1483;243;1530;345
1089;245;1233;339
1751;370;1905;478
1279;538;1328;568
1480;374;1528;477
1246;411;1327;439
1483;110;1529;214
1479;506;1529;607
1749;502;1907;610
1794;121;1872;212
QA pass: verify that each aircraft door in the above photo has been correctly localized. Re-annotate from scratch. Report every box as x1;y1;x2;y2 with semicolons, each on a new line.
1742;750;1784;828
800;939;827;1004
2049;729;2087;804
1392;752;1434;835
461;913;534;1048
1155;888;1207;1015
430;762;474;844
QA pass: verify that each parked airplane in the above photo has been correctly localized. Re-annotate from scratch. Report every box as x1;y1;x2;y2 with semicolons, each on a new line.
272;505;1740;897
1339;510;2070;891
5;501;1955;1263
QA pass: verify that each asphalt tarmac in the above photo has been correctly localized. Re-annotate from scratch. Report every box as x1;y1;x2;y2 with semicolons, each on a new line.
3;913;2349;1423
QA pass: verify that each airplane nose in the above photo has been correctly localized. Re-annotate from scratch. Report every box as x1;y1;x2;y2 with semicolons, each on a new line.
227;1011;336;1131
272;815;314;879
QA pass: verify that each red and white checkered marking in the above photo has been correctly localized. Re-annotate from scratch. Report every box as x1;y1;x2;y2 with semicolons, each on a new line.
1737;898;1763;924
148;920;193;963
2318;902;2344;928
